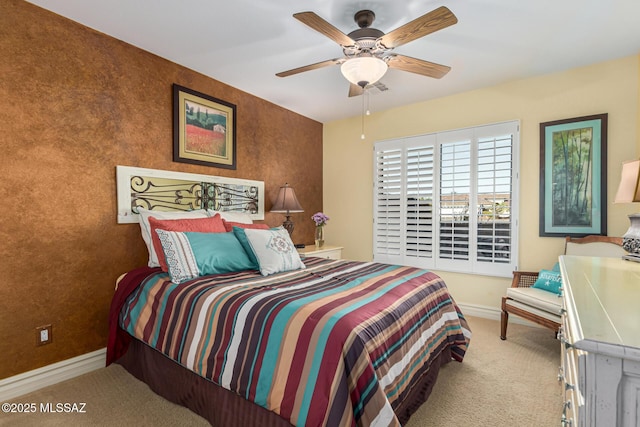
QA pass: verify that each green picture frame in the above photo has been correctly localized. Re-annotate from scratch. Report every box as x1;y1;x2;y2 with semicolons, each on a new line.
539;113;607;237
173;84;236;170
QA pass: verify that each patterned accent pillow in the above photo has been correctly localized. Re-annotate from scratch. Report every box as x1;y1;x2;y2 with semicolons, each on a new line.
137;208;209;268
149;214;226;272
156;230;256;284
243;226;305;276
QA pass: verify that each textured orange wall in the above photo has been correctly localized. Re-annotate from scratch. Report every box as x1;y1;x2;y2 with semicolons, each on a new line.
0;0;322;379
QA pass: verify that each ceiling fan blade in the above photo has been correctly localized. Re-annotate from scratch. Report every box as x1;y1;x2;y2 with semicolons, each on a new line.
293;12;355;46
387;54;451;79
276;58;342;78
348;83;364;97
378;6;458;49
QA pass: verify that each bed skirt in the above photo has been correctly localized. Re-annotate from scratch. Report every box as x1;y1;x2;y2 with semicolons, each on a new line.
117;336;452;426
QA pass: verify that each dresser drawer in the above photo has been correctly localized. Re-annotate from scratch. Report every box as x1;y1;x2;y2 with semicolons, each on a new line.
563;382;579;427
559;317;585;427
561;345;583;426
312;248;342;259
298;246;343;260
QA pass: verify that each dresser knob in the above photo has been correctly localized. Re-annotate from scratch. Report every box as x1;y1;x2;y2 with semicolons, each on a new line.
561;402;573;426
561;416;573;426
560;336;573;349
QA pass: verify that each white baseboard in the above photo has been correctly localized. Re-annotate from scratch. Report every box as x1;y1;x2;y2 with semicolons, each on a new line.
0;348;106;402
457;302;541;328
457;302;501;320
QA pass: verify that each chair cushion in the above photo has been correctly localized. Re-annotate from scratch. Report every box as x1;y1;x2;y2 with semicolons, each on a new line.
505;287;563;315
505;299;561;324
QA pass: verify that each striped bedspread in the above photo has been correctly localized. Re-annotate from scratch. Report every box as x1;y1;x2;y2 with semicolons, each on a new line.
119;257;471;426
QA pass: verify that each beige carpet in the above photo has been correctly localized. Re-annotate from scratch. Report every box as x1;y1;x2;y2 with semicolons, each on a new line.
406;316;561;427
0;316;561;426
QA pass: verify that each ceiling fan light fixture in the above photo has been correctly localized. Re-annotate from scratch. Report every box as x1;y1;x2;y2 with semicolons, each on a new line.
340;57;387;88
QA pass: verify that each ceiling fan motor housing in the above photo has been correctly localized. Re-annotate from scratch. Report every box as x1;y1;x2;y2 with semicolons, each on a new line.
344;9;386;57
344;28;386;57
354;10;375;28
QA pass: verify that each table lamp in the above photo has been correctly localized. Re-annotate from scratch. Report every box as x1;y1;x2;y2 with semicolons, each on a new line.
614;159;640;261
270;183;303;235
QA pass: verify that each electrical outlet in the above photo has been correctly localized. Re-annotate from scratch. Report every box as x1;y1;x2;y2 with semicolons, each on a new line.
36;324;52;346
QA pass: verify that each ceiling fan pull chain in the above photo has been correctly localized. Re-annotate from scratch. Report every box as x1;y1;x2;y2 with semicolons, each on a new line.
360;88;373;140
361;90;366;140
366;89;371;116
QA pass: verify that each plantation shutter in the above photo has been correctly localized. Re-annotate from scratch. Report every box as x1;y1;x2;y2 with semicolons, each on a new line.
473;124;516;276
438;139;472;267
373;121;518;277
405;142;435;267
373;146;403;264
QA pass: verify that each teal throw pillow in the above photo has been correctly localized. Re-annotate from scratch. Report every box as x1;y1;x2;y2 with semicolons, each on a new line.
531;269;562;294
156;230;256;284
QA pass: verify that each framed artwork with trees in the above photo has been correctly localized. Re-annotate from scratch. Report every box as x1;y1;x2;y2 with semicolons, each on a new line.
173;84;236;169
539;113;607;237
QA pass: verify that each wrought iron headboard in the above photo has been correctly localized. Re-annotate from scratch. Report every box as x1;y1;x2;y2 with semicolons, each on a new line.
116;165;264;223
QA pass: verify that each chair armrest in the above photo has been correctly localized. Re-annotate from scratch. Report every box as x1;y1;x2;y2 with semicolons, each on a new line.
510;271;539;288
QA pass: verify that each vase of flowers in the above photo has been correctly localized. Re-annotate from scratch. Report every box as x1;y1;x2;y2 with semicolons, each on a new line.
312;212;329;248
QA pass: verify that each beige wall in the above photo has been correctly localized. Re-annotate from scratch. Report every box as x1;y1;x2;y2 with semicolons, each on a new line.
324;55;639;310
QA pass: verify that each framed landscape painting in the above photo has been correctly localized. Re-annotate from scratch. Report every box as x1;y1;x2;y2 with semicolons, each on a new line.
539;113;607;237
173;84;236;169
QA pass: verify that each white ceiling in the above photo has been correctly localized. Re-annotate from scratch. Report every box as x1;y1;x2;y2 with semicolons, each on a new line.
27;0;640;123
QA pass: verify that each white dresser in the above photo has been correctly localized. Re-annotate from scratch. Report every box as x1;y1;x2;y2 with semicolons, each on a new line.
558;256;640;427
297;245;343;260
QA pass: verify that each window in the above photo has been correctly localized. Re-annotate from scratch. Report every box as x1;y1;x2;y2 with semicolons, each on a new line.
373;121;519;277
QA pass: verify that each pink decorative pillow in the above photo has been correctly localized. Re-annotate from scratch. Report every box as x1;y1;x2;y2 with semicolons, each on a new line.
222;220;270;232
149;214;226;271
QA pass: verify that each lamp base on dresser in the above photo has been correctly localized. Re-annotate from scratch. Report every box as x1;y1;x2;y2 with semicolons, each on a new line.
622;253;640;263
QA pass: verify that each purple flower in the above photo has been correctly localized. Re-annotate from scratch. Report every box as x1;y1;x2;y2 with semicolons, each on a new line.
312;212;329;226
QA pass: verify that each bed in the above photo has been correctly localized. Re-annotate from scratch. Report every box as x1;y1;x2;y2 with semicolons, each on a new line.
108;256;470;426
110;166;471;426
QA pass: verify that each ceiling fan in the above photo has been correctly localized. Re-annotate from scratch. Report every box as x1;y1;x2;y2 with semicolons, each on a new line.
276;6;458;97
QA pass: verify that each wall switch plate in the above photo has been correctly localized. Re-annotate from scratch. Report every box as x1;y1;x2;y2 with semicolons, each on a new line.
36;324;52;346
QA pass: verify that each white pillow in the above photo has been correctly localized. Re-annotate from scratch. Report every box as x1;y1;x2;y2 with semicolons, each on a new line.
243;226;305;276
207;210;253;224
137;208;209;267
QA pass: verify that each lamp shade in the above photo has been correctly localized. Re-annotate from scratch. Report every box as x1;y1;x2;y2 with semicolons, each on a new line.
340;57;388;88
270;183;304;213
614;159;640;203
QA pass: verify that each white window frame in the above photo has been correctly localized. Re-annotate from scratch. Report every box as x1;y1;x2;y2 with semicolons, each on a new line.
373;121;519;278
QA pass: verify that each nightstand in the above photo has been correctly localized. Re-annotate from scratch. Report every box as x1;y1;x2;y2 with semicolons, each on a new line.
297;245;343;260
